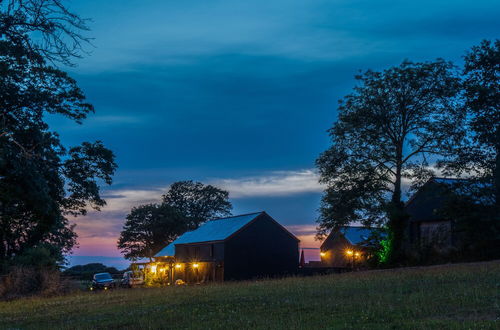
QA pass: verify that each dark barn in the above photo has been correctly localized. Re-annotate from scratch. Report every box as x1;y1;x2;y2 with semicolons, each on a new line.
153;212;299;283
405;177;463;250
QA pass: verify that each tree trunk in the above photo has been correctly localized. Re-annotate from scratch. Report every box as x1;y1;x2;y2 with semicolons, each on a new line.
495;126;500;211
387;146;408;265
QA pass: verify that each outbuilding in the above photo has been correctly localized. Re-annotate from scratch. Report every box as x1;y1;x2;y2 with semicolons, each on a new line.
319;226;375;268
153;212;299;283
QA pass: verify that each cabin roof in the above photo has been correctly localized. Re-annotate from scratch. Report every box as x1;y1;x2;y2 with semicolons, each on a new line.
342;227;374;244
155;212;263;257
321;226;377;251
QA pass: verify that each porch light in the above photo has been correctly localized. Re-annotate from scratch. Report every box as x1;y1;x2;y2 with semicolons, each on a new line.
175;264;181;269
345;249;353;256
354;252;360;258
193;263;199;268
320;252;326;257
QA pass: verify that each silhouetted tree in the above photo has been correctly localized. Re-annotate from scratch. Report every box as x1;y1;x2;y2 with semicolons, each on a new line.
0;1;116;271
437;40;500;260
118;181;232;260
0;0;91;65
316;60;463;265
162;180;233;229
441;39;500;207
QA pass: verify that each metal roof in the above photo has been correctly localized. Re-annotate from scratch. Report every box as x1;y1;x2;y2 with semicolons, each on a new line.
342;227;374;244
155;212;263;257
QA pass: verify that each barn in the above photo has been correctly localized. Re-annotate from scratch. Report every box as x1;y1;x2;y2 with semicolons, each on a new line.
319;226;375;268
152;211;299;283
404;177;462;250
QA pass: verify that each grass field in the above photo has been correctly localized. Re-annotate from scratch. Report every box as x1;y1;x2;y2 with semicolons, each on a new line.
0;261;499;329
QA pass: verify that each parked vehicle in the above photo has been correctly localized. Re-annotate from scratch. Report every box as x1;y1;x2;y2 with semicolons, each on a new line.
120;270;144;288
90;272;116;290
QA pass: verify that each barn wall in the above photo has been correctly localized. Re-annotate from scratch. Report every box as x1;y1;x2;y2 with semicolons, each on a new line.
224;214;299;280
175;242;225;262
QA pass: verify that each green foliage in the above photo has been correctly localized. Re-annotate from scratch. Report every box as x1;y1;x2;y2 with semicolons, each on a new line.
118;181;232;260
1;261;498;328
316;60;463;264
12;245;62;270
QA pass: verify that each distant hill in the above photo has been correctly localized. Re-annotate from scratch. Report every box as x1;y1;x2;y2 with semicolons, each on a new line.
62;263;121;280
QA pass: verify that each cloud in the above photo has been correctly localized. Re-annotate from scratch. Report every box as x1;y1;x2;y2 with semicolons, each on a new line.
99;188;164;213
94;169;322;215
212;169;322;198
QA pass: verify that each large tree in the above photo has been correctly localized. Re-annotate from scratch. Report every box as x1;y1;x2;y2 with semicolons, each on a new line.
441;40;500;205
438;40;500;259
118;181;232;260
0;1;116;270
316;60;463;264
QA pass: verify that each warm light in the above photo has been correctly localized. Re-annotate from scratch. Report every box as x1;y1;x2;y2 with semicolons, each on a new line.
150;265;157;273
346;249;353;256
175;264;181;269
193;263;199;268
320;252;326;257
354;252;361;258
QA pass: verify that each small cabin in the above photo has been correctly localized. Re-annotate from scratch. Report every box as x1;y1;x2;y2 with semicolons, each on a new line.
320;227;375;268
152;212;299;283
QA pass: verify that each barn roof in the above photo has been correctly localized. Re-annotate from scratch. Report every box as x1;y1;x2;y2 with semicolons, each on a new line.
342;227;374;244
155;212;263;257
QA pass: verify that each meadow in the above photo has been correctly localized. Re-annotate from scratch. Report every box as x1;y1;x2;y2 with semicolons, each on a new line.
0;261;499;329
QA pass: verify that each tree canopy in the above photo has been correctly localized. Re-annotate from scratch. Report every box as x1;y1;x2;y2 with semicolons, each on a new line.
118;181;232;260
0;0;116;271
436;40;500;260
441;39;499;206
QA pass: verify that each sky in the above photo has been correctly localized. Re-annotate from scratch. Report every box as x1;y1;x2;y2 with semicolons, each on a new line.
54;0;500;269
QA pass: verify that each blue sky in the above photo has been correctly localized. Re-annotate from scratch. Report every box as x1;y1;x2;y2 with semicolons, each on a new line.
56;0;500;268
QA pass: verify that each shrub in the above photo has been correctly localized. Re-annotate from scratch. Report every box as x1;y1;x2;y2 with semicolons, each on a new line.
0;266;70;300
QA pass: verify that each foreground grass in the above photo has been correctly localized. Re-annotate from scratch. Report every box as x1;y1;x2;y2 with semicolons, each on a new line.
1;261;499;329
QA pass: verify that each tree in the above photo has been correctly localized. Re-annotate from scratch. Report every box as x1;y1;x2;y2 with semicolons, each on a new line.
0;0;91;65
0;1;116;271
162;181;233;230
118;181;232;260
316;60;463;264
441;40;500;207
118;204;186;261
438;40;500;260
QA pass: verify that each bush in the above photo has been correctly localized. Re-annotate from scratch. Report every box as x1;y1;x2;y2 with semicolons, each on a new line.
0;266;64;299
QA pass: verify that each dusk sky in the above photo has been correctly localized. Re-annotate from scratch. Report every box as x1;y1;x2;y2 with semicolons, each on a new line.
55;0;500;268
